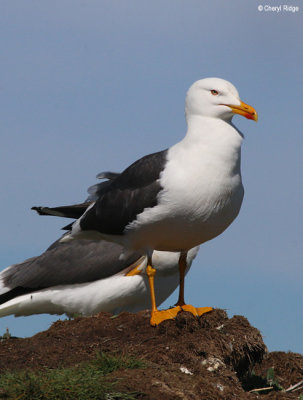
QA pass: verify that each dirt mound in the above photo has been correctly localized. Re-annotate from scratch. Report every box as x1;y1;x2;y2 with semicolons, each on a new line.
0;309;302;399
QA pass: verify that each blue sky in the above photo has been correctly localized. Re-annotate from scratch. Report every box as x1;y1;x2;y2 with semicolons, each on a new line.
0;1;302;353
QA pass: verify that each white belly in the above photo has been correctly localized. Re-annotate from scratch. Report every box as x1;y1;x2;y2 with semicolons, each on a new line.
125;127;244;251
126;183;243;251
126;150;244;250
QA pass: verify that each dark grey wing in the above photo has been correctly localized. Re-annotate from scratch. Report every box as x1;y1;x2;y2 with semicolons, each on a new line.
96;171;120;180
0;236;144;304
32;202;91;219
86;171;120;202
80;150;168;235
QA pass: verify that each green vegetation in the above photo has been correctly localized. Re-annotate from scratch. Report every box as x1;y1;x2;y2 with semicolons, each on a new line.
241;367;284;394
266;367;283;391
0;352;145;400
0;328;11;341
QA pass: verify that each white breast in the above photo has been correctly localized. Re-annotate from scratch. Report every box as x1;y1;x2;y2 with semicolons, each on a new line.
126;118;244;251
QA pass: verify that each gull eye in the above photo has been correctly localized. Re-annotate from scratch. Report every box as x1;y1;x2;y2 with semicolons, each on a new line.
211;89;219;96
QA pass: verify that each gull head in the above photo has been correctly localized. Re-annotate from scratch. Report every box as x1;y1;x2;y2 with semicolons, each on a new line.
185;77;258;122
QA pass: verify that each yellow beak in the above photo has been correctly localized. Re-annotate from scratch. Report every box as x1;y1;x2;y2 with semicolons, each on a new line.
227;101;258;122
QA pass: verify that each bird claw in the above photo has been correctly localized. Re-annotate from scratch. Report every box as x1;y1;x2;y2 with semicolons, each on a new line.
150;306;182;326
180;304;213;317
150;305;212;326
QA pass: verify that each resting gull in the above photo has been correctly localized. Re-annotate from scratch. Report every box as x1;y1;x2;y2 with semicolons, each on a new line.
0;237;198;318
1;172;199;318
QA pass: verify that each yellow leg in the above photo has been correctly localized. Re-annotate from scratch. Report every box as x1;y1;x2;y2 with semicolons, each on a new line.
147;263;182;326
147;252;212;326
125;264;142;276
146;264;157;313
125;256;145;276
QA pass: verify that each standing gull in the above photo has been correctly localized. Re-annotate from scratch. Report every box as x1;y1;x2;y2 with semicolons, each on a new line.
35;77;258;326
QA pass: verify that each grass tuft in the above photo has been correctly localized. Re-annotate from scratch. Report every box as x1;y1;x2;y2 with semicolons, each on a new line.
0;352;145;400
266;367;283;391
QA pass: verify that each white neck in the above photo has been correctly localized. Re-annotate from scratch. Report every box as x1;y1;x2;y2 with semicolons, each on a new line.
186;113;241;138
171;114;244;178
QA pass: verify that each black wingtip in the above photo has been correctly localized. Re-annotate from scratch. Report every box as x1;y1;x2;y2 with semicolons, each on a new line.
31;206;44;215
62;223;73;231
31;206;64;217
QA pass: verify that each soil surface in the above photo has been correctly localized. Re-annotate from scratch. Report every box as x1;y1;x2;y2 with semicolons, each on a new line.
0;309;302;399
